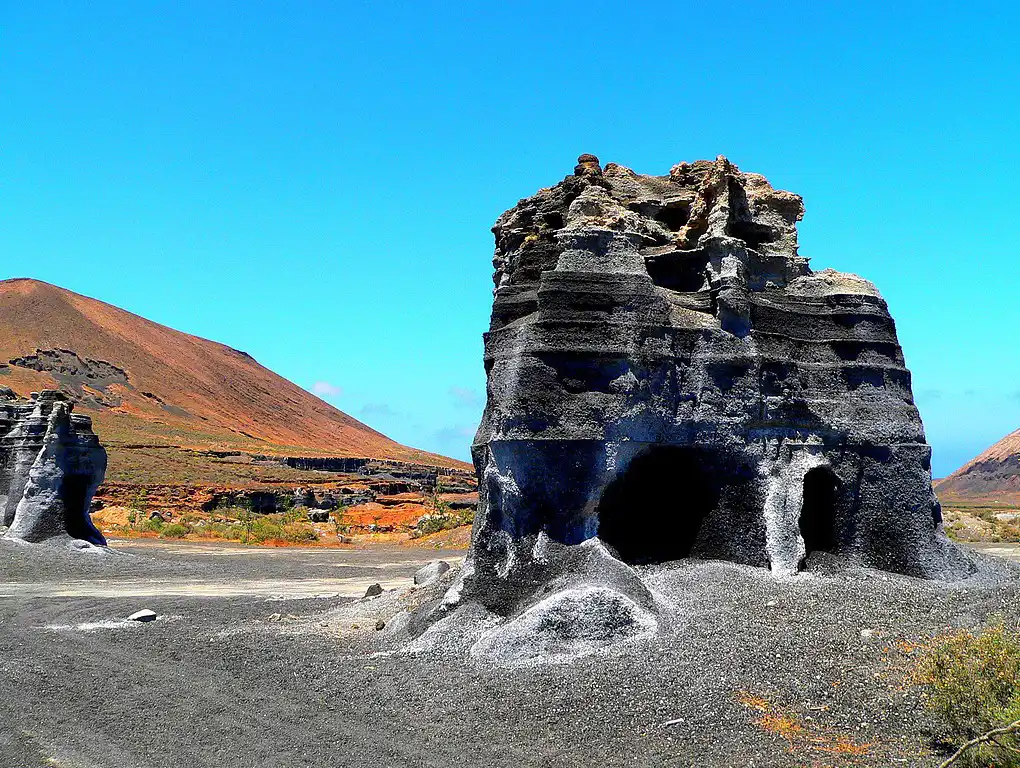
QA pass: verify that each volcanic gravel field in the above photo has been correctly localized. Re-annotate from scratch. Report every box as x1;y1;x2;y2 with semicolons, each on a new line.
1;539;1019;768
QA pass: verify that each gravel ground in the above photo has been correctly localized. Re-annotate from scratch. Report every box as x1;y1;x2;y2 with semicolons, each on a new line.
1;539;1018;768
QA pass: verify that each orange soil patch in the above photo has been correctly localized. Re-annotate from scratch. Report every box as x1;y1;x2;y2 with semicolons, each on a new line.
343;502;430;531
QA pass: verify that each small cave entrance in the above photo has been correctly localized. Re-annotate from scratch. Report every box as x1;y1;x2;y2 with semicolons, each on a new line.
799;467;839;558
61;474;91;540
645;250;710;293
653;201;690;232
596;446;719;564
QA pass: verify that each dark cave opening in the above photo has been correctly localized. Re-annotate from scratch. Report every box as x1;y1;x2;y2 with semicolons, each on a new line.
597;446;719;564
799;467;838;558
61;474;91;540
727;220;779;250
654;202;690;232
645;250;709;293
627;200;691;233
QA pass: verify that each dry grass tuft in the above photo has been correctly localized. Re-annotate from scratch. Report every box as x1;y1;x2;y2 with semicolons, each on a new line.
736;690;874;763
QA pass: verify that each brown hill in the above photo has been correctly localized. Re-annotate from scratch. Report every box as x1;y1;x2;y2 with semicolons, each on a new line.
935;428;1020;504
0;278;466;482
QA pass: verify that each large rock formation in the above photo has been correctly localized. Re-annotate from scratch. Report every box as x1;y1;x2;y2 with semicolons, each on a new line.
0;388;107;545
461;155;969;614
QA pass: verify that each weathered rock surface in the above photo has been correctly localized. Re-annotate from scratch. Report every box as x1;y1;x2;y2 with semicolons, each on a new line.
0;389;107;545
457;155;969;618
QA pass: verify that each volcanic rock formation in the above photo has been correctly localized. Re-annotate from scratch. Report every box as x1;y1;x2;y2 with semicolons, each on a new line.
0;388;107;545
459;155;970;615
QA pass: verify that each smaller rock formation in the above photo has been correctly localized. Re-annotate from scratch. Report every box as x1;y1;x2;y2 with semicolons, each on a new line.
0;389;107;546
414;560;452;586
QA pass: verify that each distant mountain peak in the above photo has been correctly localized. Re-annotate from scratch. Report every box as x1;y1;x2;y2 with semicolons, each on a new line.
0;278;463;469
936;429;1020;503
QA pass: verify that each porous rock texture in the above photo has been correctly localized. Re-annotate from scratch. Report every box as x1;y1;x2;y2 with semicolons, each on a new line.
450;155;970;634
0;388;107;546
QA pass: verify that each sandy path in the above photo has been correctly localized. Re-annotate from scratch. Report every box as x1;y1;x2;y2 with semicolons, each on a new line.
0;576;418;599
965;542;1020;561
0;538;465;599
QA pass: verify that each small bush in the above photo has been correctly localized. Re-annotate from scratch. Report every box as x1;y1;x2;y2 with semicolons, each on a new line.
240;516;319;544
140;518;165;533
411;504;474;538
159;523;189;539
913;618;1020;766
280;522;319;543
201;521;246;541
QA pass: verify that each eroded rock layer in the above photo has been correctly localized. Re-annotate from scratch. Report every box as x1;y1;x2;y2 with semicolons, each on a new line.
0;388;107;545
465;155;969;612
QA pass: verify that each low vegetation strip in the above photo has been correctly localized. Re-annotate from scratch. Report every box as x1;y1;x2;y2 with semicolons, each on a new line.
95;493;476;547
109;508;324;545
911;618;1020;766
942;503;1020;543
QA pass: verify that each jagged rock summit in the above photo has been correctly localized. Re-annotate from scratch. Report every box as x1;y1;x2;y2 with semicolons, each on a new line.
0;388;107;546
457;154;969;621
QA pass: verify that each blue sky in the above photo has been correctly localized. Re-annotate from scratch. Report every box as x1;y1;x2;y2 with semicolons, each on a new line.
2;2;1018;475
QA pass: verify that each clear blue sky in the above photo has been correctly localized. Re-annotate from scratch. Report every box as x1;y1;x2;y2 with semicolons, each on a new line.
3;2;1018;475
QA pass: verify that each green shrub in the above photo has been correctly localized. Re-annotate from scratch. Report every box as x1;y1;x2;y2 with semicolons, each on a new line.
913;618;1020;766
279;522;319;542
201;521;246;541
159;523;189;539
240;516;319;544
331;506;352;538
140;518;165;533
411;504;474;538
